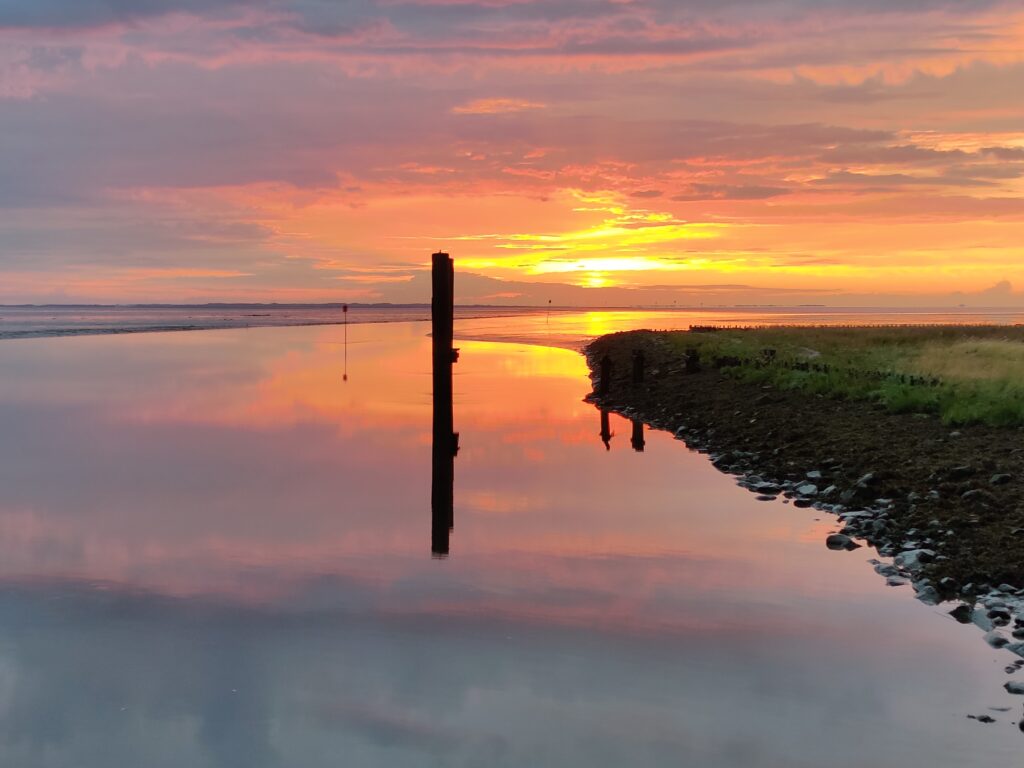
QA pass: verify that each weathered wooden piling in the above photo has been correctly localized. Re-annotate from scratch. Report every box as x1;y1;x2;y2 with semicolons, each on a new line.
599;354;613;397
431;251;458;557
632;349;645;384
342;303;349;382
684;347;701;374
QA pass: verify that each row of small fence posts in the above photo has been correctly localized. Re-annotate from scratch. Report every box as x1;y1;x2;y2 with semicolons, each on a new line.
432;251;458;557
595;344;702;453
597;345;701;396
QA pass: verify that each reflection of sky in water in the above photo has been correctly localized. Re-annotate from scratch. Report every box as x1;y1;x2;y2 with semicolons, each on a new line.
0;320;1021;766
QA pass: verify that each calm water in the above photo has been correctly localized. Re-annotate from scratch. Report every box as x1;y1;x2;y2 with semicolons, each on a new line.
0;316;1022;766
3;304;1024;342
0;305;535;339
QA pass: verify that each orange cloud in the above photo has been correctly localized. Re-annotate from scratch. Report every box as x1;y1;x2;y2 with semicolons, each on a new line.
452;97;546;114
3;2;1024;303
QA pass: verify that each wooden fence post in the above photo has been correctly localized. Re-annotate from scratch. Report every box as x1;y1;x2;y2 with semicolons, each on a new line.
632;349;645;384
431;251;457;557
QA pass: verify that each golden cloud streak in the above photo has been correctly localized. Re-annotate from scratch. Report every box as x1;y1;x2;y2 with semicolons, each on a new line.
452;98;546;115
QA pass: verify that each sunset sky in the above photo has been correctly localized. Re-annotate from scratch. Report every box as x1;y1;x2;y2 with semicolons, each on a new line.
2;0;1024;306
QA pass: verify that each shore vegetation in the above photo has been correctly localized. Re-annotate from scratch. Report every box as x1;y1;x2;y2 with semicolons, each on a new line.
667;325;1024;427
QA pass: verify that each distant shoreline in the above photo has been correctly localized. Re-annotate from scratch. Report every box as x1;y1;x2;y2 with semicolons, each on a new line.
0;306;545;341
5;302;1024;311
5;304;1024;342
0;321;344;342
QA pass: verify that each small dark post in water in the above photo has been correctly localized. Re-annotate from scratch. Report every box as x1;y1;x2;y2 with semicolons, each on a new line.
342;303;349;382
631;419;645;453
599;409;612;451
598;354;613;397
431;251;458;557
632;349;645;384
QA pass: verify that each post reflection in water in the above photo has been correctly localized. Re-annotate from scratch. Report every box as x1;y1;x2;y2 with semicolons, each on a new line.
431;389;458;557
599;408;613;451
431;251;458;557
631;419;646;453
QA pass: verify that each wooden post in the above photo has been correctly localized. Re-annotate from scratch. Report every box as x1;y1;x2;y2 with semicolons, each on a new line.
632;349;645;384
431;251;455;427
685;347;701;374
431;251;457;557
599;354;613;397
342;303;348;382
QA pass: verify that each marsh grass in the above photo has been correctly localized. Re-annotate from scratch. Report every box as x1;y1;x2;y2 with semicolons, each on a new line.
914;339;1024;382
665;325;1024;426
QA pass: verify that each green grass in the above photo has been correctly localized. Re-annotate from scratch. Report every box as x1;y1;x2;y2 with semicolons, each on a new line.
663;325;1024;427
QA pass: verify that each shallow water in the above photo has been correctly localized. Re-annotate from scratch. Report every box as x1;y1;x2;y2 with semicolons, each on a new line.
0;319;1021;767
0;304;536;339
3;304;1024;342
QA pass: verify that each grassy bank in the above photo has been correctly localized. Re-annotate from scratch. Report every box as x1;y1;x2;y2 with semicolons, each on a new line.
665;325;1024;427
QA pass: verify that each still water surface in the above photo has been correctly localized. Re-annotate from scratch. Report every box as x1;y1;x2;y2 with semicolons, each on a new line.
0;316;1021;766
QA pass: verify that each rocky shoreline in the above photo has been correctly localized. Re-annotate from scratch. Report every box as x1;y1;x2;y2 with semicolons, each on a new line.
585;330;1024;667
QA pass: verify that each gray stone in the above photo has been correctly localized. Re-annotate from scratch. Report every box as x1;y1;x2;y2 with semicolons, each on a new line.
874;563;899;578
839;510;873;523
949;604;973;623
962;488;996;505
915;585;940;605
948;465;976;480
985;631;1011;649
856;473;878;488
826;534;860;551
967;714;996;724
894;549;935;569
991;473;1013;486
